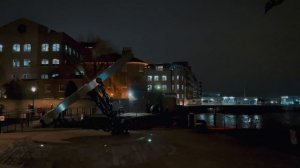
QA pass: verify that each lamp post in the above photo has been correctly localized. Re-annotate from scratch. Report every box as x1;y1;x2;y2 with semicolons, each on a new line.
31;86;37;112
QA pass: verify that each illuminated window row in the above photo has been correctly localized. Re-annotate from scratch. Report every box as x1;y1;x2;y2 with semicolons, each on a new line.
9;43;61;52
147;75;167;81
11;43;31;52
41;58;60;65
172;84;184;91
12;59;31;67
147;84;167;91
172;75;184;81
41;73;60;80
41;43;60;52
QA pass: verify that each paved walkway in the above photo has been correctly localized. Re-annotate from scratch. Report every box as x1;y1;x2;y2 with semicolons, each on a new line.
0;128;299;168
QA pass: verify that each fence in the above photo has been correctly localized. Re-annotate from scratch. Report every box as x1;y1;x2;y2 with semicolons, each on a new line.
0;106;99;133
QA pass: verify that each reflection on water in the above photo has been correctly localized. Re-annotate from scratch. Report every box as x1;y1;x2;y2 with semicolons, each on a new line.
195;112;300;129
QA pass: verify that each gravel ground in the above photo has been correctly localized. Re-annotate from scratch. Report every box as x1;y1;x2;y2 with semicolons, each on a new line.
0;128;299;168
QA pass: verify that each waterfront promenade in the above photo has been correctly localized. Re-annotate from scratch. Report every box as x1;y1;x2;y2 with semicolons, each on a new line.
0;128;299;168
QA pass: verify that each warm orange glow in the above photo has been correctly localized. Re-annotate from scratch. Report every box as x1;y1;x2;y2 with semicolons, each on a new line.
127;62;148;66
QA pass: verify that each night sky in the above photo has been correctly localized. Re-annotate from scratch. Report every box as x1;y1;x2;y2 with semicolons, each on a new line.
1;0;300;97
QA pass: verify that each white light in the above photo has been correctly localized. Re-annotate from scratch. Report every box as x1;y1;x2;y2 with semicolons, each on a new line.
40;144;44;147
128;90;136;101
31;86;37;93
156;85;161;90
243;98;248;101
147;138;152;143
222;96;228;99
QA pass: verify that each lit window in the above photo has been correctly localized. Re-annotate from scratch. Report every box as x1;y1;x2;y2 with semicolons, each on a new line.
59;84;65;92
154;75;159;81
162;75;167;81
177;84;180;90
23;59;31;66
147;85;152;91
0;44;3;52
12;59;20;67
162;85;167;91
172;84;175;91
155;85;161;90
181;85;184;90
181;76;184;81
23;44;31;52
172;76;174;81
177;94;180;99
156;65;163;71
147;76;152;81
41;43;49;52
176;75;179;80
52;43;60;52
41;74;49;79
75;70;85;76
65;45;68;53
41;59;49;65
52;73;59;78
52;59;60;64
73;49;76;55
12;44;21;52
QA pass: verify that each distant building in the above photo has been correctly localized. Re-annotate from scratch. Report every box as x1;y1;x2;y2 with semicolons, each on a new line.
145;62;201;105
83;47;148;99
0;18;90;99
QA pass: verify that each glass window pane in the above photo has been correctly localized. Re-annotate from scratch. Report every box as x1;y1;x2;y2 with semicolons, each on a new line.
41;59;49;65
41;43;49;52
23;44;31;52
12;59;20;67
52;59;60;64
13;44;20;52
52;43;60;52
23;59;31;66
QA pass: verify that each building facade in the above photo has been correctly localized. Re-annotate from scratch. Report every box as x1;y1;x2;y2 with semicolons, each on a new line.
0;18;90;99
145;62;201;105
0;18;147;103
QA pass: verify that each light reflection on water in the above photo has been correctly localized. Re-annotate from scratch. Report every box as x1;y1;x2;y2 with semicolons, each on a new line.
196;113;263;129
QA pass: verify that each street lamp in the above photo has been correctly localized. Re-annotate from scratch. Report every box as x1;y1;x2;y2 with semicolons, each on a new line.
31;86;37;110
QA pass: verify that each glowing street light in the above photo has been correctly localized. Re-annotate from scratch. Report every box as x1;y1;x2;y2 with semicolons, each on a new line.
31;86;37;110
